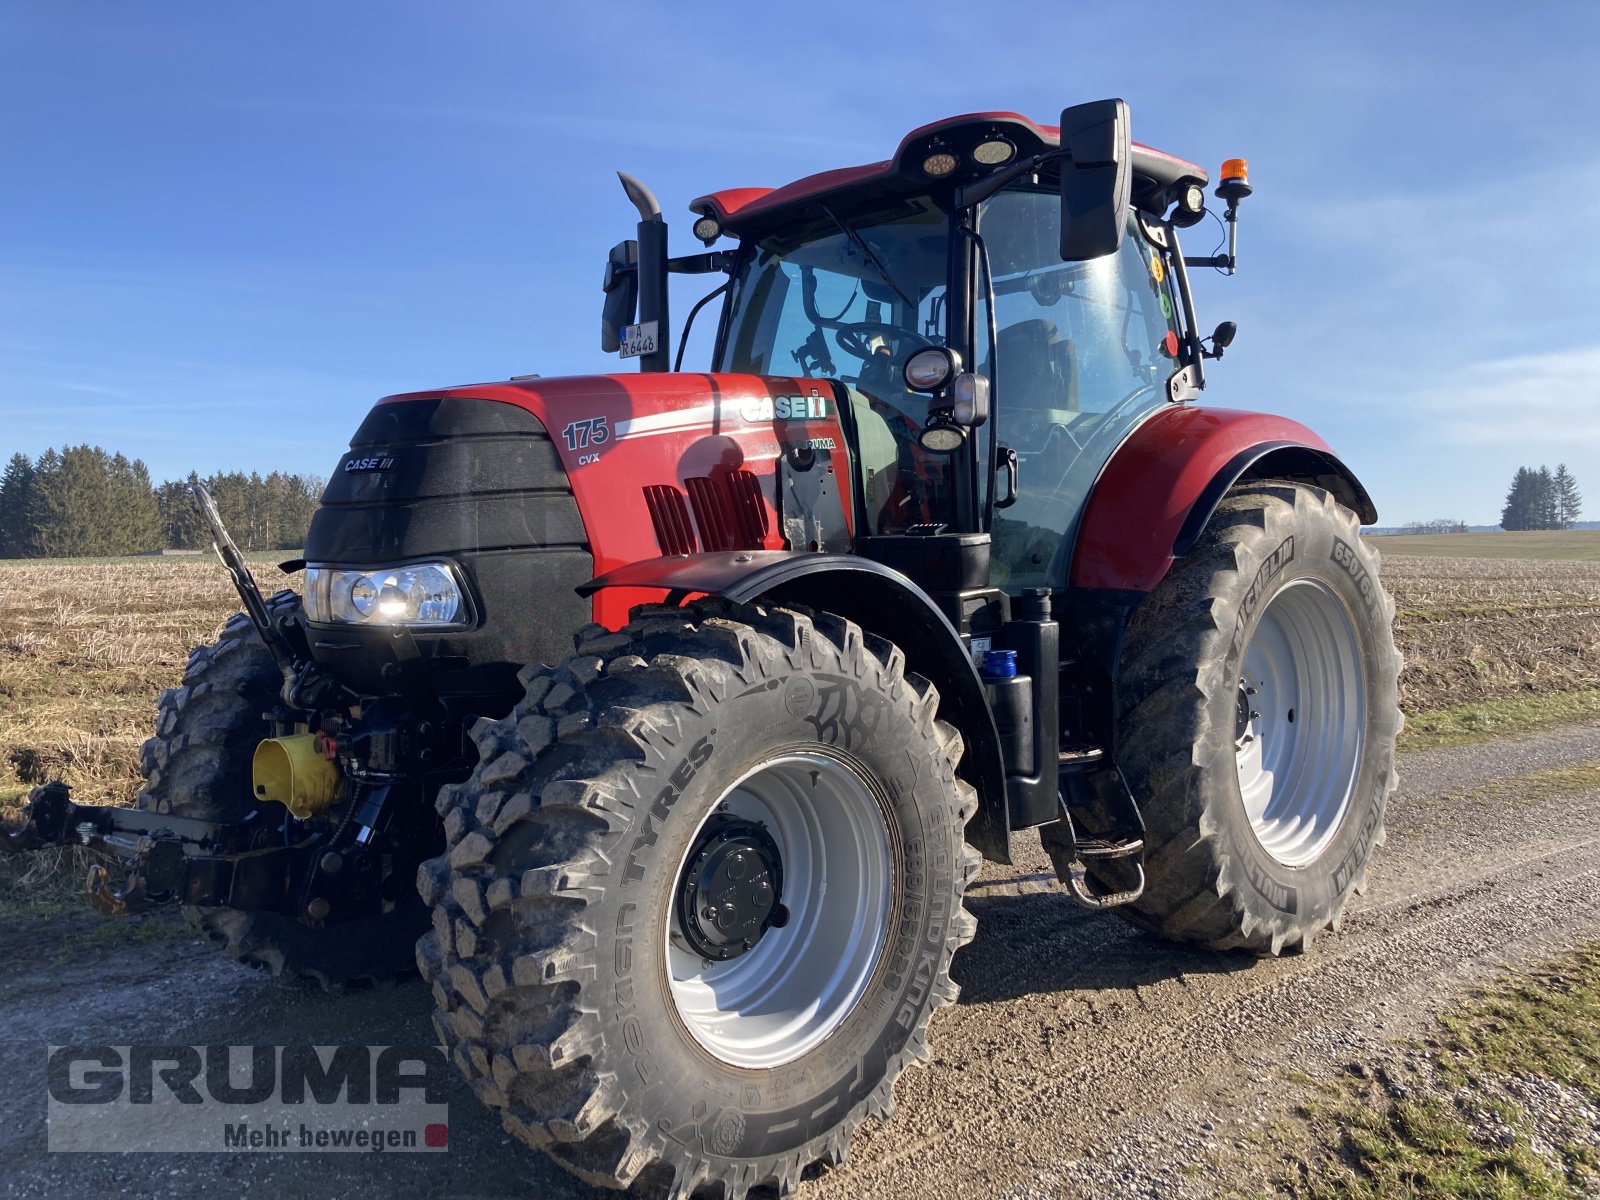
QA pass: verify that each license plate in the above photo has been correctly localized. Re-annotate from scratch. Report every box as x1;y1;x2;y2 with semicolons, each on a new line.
619;321;658;359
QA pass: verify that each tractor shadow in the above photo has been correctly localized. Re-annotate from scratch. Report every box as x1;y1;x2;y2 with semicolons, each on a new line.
953;884;1259;1005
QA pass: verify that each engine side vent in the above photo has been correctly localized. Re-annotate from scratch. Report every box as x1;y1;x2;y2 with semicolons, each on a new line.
684;471;769;552
727;469;770;546
685;475;737;552
644;485;698;556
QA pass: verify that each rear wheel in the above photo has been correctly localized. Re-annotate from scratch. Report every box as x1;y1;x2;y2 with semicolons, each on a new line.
417;599;979;1198
1091;482;1400;954
138;593;426;987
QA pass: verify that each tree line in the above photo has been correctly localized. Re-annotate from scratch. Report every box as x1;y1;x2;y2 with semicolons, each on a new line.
1501;464;1583;532
0;446;324;558
1400;518;1471;535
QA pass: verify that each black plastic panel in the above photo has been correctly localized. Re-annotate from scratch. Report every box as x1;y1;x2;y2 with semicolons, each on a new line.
303;397;594;704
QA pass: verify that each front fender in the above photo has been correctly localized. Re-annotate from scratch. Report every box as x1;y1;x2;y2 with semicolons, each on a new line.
581;552;1013;862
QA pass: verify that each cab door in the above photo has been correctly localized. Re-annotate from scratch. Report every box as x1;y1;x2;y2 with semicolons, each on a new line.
976;189;1182;591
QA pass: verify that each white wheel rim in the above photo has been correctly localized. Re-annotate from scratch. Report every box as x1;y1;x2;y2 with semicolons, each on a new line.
1234;578;1366;867
666;753;894;1069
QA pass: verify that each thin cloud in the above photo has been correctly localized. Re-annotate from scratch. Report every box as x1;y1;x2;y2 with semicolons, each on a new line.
1410;345;1600;449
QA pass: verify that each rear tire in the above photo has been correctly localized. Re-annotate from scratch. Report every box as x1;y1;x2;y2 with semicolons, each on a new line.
417;599;979;1198
1086;482;1400;954
138;593;425;988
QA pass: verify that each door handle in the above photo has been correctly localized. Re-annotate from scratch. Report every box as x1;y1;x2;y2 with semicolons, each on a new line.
995;445;1019;510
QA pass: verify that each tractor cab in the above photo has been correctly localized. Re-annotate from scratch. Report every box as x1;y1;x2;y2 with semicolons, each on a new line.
603;105;1235;598
712;182;1183;590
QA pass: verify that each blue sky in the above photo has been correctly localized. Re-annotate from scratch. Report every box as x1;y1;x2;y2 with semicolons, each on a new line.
2;0;1595;525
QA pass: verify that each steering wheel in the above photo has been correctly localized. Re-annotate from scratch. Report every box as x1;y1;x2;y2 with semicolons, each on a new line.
832;322;934;362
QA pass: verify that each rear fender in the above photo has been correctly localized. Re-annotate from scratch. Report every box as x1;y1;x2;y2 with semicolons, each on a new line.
580;552;1013;862
1067;406;1376;676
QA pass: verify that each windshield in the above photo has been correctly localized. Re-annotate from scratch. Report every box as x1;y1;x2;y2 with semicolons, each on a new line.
717;200;955;534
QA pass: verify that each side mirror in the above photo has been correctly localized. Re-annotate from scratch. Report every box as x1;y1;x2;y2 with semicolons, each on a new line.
1058;98;1131;262
601;240;639;353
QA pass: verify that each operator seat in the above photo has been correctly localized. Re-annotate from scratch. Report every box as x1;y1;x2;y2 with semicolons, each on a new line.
994;318;1080;455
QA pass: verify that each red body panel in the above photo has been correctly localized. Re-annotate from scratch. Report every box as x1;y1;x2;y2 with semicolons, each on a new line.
380;375;852;630
692;111;1208;227
1069;406;1335;594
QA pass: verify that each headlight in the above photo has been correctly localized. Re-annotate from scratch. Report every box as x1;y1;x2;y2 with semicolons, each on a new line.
303;562;466;626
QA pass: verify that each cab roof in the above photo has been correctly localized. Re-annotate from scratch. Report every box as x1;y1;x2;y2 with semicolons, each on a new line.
691;111;1209;234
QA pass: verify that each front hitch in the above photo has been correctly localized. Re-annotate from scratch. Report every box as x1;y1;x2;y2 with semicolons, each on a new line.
4;780;413;924
191;483;343;712
4;781;299;917
4;781;219;914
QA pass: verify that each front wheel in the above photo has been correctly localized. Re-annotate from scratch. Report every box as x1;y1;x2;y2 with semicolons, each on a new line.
1094;482;1401;954
417;600;979;1198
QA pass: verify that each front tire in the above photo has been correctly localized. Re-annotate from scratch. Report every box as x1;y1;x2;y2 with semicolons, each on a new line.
138;593;426;987
1096;482;1400;954
417;600;979;1198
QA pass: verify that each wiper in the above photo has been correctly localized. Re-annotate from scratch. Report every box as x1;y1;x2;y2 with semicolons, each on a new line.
820;205;918;316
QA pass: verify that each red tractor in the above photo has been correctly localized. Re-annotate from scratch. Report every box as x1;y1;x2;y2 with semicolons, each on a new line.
6;101;1399;1196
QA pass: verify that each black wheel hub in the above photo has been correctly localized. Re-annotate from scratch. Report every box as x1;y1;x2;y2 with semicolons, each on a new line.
675;814;786;962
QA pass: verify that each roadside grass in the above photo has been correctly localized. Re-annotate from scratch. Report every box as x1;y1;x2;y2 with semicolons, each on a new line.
1368;531;1600;561
1399;690;1600;752
1275;944;1600;1198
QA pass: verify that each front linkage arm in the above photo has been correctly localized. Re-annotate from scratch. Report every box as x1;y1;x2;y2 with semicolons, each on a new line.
2;781;314;918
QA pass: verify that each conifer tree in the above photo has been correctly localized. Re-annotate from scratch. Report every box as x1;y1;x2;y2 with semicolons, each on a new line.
0;452;34;558
1554;463;1583;529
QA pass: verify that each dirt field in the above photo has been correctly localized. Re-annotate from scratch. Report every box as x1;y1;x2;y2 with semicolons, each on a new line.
1379;552;1600;714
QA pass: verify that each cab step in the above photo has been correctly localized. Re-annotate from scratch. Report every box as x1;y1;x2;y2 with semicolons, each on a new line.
1045;760;1148;910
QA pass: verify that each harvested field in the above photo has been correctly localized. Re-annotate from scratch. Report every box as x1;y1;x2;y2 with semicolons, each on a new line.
1369;529;1600;561
1382;552;1600;713
1;550;1596;828
0;559;260;812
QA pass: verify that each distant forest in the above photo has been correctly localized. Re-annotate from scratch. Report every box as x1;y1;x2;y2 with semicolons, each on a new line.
0;446;323;558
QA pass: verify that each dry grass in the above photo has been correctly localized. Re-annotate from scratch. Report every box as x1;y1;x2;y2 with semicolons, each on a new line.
1;552;1596;901
0;558;279;809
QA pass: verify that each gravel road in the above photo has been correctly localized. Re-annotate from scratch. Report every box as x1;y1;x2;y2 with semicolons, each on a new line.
4;721;1598;1199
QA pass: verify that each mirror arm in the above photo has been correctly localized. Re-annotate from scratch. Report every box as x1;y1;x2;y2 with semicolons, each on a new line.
668;251;736;275
1166;230;1206;391
955;148;1067;209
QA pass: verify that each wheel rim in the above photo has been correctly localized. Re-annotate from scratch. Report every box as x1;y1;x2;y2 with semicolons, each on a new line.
666;752;894;1069
1234;578;1366;867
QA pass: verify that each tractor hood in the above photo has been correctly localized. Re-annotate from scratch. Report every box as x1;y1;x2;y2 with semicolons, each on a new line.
305;372;867;690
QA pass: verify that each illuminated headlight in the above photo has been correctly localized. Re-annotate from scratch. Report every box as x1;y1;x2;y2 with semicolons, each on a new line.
303;562;466;626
